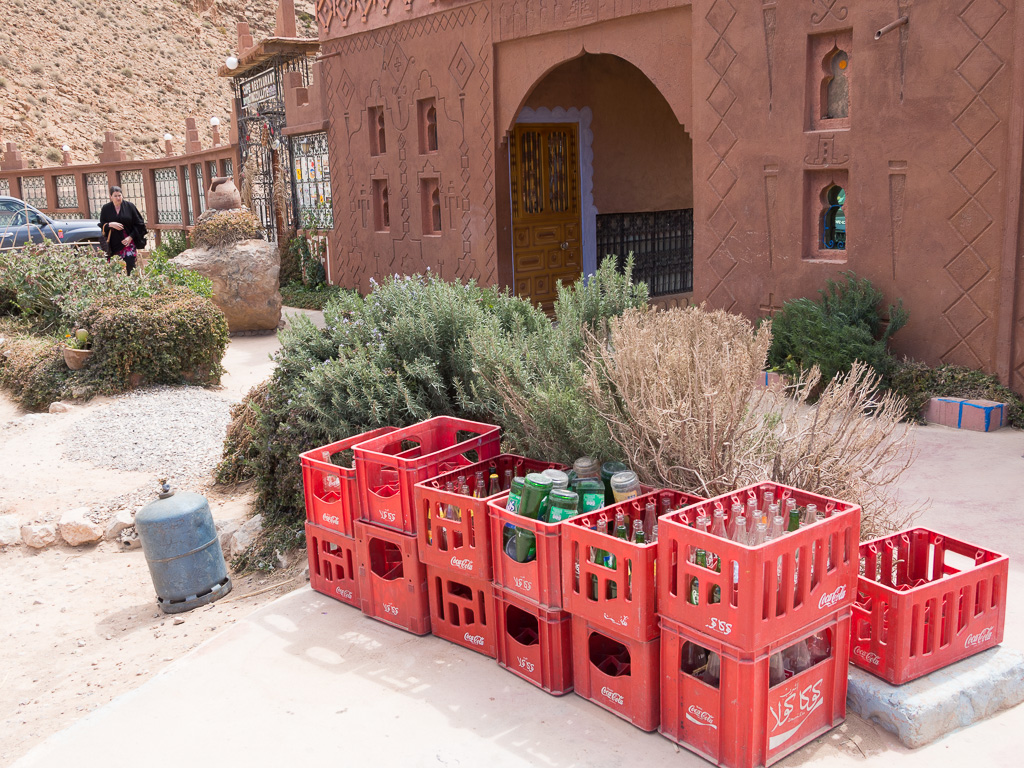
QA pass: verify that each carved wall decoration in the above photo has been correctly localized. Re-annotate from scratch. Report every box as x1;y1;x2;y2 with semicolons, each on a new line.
804;134;848;166
810;0;848;25
322;4;494;288
943;0;1006;368
762;2;776;114
888;160;907;280
897;0;912;102
763;162;778;268
702;0;740;311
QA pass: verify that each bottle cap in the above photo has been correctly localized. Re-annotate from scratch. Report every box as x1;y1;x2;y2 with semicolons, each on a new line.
524;472;553;490
572;456;600;479
549;488;579;507
600;461;630;482
541;468;569;490
609;470;639;491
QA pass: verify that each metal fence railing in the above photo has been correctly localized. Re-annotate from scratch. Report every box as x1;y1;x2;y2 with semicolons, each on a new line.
595;208;694;296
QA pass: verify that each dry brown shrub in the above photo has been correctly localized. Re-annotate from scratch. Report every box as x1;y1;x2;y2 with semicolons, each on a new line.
190;209;262;248
215;380;269;485
584;306;918;539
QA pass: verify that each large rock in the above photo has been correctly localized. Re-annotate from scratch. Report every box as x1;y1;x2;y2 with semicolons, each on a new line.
0;515;20;547
173;240;281;332
59;507;104;546
21;522;58;549
226;514;263;558
104;508;135;541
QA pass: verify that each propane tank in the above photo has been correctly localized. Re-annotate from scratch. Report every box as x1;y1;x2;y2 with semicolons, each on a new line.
135;482;232;613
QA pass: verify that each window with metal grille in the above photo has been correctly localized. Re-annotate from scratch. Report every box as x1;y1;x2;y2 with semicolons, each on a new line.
194;164;205;212
821;185;846;250
595;209;694;297
21;176;46;209
291;132;332;229
85;173;109;217
155;168;182;224
118;170;146;220
55;175;78;209
0;178;10;197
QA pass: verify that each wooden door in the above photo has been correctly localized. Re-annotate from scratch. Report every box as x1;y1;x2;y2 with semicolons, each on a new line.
510;123;582;310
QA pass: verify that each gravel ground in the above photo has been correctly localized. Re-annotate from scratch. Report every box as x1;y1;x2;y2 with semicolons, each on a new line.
62;386;232;488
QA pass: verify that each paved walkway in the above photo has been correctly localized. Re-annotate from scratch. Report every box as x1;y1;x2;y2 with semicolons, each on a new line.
13;413;1024;767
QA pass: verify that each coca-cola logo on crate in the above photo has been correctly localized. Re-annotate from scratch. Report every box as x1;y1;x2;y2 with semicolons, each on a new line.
768;677;824;750
601;687;625;705
463;633;485;646
818;584;847;610
322;513;340;526
853;646;881;666
450;556;474;571
685;705;717;729
964;626;995;649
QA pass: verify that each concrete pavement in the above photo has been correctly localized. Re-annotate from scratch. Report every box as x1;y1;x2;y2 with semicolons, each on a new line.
12;397;1024;767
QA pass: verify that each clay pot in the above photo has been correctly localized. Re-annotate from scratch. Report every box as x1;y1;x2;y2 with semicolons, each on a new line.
63;347;93;371
207;177;242;211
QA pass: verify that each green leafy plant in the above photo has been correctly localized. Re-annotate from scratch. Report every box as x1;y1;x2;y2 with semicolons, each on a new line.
766;271;908;384
64;328;91;350
143;254;214;298
886;359;1024;428
279;282;343;310
151;230;189;261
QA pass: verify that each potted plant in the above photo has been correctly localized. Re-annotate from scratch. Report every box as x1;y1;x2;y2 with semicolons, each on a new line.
63;328;93;370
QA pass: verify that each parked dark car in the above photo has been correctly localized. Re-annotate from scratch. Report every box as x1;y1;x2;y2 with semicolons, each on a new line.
0;195;103;249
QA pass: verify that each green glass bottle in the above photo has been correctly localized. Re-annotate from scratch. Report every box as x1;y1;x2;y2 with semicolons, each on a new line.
546;489;580;523
502;475;526;555
600;461;630;506
787;506;801;533
514;473;552;562
576;478;605;514
688;549;707;605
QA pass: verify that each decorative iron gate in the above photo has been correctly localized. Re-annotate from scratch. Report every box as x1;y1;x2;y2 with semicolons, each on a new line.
233;54;312;241
595;209;694;296
290;131;332;229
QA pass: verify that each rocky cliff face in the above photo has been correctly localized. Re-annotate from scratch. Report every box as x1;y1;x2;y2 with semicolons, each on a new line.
0;0;315;169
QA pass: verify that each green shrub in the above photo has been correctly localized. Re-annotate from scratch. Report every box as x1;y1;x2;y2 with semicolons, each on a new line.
279;281;344;310
886;359;1024;428
0;332;70;410
76;288;229;392
143;254;214;298
766;271;908;383
152;230;189;260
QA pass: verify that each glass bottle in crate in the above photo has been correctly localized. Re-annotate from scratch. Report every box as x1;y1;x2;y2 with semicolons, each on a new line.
513;473;552;562
610;471;640;503
614;510;630;540
769;651;786;687
632;519;645;543
577;478;605;515
727;502;743;539
746;497;759;533
546;489;580;523
502;476;526;556
488;472;501;497
703;651;721;687
600;461;629;505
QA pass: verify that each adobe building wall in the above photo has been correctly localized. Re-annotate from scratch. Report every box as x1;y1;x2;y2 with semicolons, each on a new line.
318;3;498;291
689;0;1024;389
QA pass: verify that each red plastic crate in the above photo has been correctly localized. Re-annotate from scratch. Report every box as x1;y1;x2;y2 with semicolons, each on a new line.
851;527;1008;685
300;427;400;538
355;416;501;534
571;616;661;731
494;585;574;695
415;455;568;581
354;520;431;635
306;523;360;608
657;482;860;653
660;612;850;768
426;566;496;658
488;491;566;609
561;489;705;642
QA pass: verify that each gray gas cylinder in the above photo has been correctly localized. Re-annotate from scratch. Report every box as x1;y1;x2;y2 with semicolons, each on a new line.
135;485;232;614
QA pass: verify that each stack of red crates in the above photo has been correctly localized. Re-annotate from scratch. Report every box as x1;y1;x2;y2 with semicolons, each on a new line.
560;489;704;731
349;417;502;636
657;483;861;768
413;455;564;657
486;487;575;695
301;427;401;609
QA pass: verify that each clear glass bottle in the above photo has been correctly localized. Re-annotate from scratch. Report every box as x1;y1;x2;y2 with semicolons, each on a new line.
801;502;818;527
745;497;759;533
631;519;645;544
769;652;786;687
703;651;721;687
751;520;767;546
610;471;641;503
711;508;728;539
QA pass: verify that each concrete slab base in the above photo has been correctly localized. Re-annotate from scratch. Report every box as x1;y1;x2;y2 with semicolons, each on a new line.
846;645;1024;748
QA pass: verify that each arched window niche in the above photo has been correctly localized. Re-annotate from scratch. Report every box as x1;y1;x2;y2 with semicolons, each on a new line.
821;184;846;251
822;48;850;120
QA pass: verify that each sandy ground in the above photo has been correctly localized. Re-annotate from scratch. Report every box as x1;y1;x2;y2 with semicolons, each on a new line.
0;309;323;766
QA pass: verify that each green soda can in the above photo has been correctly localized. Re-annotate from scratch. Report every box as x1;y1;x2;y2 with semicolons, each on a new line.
576;478;605;514
515;473;552;562
546;489;580;523
600;461;630;506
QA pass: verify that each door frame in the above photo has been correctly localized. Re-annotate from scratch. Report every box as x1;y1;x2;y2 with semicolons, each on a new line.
513;106;596;280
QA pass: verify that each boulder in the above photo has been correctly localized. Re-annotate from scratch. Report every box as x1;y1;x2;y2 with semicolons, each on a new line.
174;240;281;332
59;507;104;546
104;508;135;541
0;514;20;547
226;513;263;558
21;523;58;549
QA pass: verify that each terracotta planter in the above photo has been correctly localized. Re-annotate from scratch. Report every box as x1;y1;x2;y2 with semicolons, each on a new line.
63;347;93;371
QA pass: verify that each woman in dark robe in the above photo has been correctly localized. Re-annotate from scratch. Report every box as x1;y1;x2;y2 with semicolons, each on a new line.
99;186;146;276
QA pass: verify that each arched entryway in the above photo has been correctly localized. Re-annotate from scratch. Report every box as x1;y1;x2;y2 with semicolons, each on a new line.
500;53;694;309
